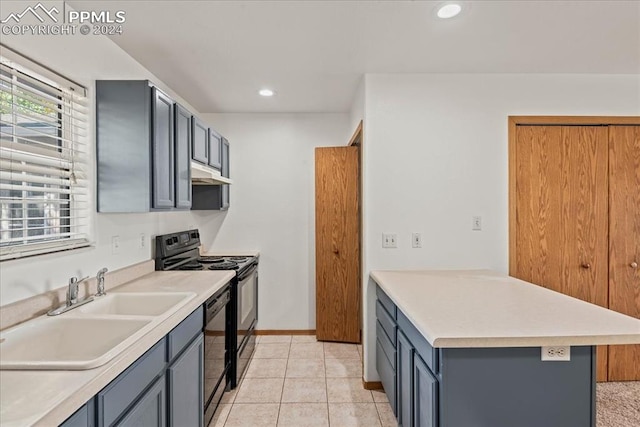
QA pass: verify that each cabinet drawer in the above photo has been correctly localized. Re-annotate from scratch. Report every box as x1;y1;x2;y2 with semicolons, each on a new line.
167;307;203;361
376;300;397;344
376;285;397;319
398;310;437;374
376;321;396;369
97;339;166;427
376;339;397;415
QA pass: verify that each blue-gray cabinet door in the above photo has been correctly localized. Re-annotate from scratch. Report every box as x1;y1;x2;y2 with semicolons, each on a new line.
191;117;208;165
414;355;437;427
397;330;414;427
117;375;166;427
208;129;222;170
174;105;192;210
152;88;175;209
220;138;229;209
60;401;95;427
167;333;204;427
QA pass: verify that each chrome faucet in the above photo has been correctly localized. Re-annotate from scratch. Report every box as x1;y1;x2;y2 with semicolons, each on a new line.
48;275;93;316
96;268;108;297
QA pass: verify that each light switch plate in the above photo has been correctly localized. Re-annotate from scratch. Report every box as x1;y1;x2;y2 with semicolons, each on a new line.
382;233;397;248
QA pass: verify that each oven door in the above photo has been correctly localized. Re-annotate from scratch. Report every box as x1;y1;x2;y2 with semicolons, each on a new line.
237;266;258;348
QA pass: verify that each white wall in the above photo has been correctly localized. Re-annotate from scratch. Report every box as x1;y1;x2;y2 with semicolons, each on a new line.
0;18;221;305
362;73;640;381
200;113;350;330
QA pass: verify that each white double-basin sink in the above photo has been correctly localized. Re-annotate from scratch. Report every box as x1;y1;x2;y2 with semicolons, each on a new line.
0;292;196;371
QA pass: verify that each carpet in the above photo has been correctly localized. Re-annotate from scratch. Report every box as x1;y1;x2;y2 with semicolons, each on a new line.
597;381;640;426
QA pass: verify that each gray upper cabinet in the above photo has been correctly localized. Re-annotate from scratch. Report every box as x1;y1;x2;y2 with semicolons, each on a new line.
191;137;230;211
152;88;175;209
208;129;222;170
174;105;192;209
96;80;190;212
192;117;208;165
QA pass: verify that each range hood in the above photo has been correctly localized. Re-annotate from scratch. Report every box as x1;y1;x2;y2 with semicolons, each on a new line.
191;161;232;185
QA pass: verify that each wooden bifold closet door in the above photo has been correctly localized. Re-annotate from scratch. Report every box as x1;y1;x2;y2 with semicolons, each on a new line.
608;126;640;381
511;121;639;382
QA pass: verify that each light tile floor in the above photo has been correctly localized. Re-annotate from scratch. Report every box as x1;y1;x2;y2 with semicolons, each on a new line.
209;335;397;427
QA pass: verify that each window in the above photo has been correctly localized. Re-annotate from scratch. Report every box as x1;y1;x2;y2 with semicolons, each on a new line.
0;49;89;261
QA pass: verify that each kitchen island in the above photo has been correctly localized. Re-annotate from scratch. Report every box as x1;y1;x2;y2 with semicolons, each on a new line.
370;270;640;427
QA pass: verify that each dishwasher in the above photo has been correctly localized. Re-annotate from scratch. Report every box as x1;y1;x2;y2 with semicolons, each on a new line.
203;284;231;426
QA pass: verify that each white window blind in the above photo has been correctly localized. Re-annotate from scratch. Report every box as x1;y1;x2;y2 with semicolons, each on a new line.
0;51;90;261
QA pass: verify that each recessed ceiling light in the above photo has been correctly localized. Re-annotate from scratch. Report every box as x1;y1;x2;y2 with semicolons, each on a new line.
259;89;274;97
437;3;462;19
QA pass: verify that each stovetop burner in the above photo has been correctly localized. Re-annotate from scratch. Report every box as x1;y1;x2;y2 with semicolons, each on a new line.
208;261;239;270
178;262;205;270
198;256;225;263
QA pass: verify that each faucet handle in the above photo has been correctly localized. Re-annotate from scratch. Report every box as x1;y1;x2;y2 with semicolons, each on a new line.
67;276;89;305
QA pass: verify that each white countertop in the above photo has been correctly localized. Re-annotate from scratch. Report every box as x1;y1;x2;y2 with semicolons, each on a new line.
0;269;235;427
371;269;640;348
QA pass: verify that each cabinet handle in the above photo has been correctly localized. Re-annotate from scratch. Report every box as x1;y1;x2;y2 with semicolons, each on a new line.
581;263;591;269
631;262;638;269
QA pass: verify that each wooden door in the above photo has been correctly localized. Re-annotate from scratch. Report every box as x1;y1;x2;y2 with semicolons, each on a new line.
512;125;609;381
608;125;640;381
315;146;361;343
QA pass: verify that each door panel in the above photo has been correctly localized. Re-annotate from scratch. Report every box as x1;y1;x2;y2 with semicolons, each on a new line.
513;125;609;381
315;146;360;343
608;125;640;381
414;355;437;427
174;105;192;210
397;330;413;427
152;88;175;209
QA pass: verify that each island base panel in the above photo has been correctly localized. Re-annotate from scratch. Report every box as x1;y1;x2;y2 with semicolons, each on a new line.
439;346;595;427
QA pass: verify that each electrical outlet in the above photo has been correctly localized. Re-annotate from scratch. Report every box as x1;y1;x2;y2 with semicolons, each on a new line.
472;216;482;231
139;233;146;250
541;346;571;361
382;233;398;248
111;235;120;254
412;233;422;248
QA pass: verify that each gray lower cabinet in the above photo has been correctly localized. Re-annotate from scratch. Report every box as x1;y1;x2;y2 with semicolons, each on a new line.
96;80;190;212
375;285;597;427
167;333;204;426
397;330;414;427
63;306;206;427
60;401;95;427
117;376;166;427
413;355;437;427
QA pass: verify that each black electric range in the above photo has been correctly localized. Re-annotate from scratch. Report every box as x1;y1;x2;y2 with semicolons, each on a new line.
155;230;259;422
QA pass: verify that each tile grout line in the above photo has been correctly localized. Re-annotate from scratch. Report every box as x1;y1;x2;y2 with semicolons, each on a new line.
323;340;331;427
274;339;292;426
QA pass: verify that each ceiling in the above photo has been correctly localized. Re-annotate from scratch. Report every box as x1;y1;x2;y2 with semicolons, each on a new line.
69;1;640;113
